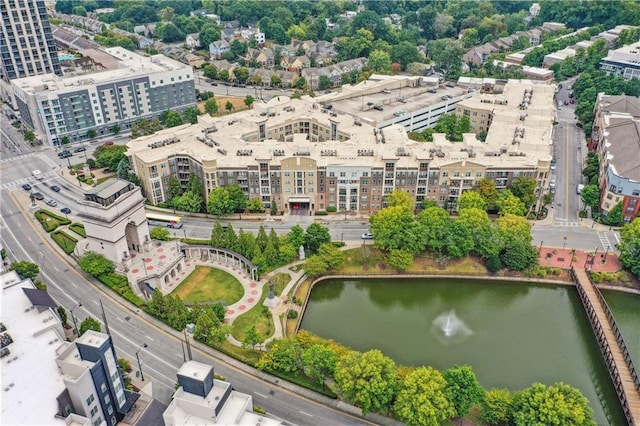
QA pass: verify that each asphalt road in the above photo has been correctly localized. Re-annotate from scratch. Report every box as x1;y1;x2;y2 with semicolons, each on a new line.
0;192;373;426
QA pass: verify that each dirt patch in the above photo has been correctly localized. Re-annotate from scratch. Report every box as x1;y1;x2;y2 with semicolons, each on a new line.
197;96;249;115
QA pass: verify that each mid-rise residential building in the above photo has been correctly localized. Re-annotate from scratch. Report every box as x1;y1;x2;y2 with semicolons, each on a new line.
163;360;282;425
592;94;640;222
0;0;61;102
56;330;139;426
127;80;554;214
1;270;91;425
10;47;196;147
600;42;640;80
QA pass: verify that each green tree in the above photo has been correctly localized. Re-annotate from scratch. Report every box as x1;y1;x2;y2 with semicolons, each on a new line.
370;206;423;255
418;206;452;253
478;178;499;210
302;344;337;387
512;382;594;426
256;225;269;251
393;366;455;425
427;38;464;77
481;388;513;425
243;95;255;109
510;177;537;212
256;338;302;373
602;202;623;226
164;111;183;128
501;240;538;271
293;76;307;89
225;101;234;113
8;260;39;279
580;184;600;210
87;129;97;139
391;41;421;70
385;189;414;211
227;185;246;212
183;106;201;125
496;189;527;216
367;49;392;73
443;365;485;418
57;306;68;324
246;197;264;212
174;191;203;213
204;98;219;116
242;324;264;350
233;66;249;84
335;349;398;415
457;208;497;258
203;64;218;80
618;218;640;278
24;131;36;143
150;227;170;241
457;191;487;211
318;75;332;90
317;243;345;270
446;220;475;258
200;25;221;48
387;249;414;271
94;145;128;172
287;225;305;249
207;187;234;217
303;223;331;254
303;255;328;276
79;317;101;336
486;255;503;272
160;22;184;42
210;324;231;343
78;252;114;277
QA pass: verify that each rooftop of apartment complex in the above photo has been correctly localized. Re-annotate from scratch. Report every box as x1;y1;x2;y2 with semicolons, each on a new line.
602;41;640;66
0;270;67;425
164;361;281;425
597;95;640;182
129;80;555;171
11;47;192;95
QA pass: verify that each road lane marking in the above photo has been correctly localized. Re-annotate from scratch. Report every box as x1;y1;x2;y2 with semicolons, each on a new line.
255;392;268;398
299;411;313;417
145;335;155;342
564;123;570;221
70;282;78;288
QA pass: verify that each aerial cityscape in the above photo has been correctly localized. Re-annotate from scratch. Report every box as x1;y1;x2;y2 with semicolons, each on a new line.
1;1;639;425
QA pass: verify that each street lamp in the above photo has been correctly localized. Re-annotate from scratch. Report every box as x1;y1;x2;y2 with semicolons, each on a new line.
70;302;82;337
136;343;148;381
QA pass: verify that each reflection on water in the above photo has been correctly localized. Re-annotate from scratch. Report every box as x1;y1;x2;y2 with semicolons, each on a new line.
300;278;629;425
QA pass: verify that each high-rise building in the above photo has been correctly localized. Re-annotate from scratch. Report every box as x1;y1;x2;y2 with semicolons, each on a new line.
0;0;61;101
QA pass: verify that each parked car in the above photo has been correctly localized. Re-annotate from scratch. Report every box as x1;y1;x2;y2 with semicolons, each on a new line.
31;192;44;200
22;183;32;190
50;185;60;192
394;110;407;117
102;141;114;146
570;98;575;104
46;199;58;207
60;207;71;214
564;100;569;105
361;232;374;240
73;146;86;153
373;105;384;111
58;150;72;158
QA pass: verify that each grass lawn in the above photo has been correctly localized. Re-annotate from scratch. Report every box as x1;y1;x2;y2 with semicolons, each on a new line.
230;285;273;342
69;223;86;238
173;266;244;305
51;230;77;254
272;272;291;296
35;209;71;232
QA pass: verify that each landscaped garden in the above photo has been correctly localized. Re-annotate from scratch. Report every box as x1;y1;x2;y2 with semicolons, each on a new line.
173;266;244;305
69;223;86;238
51;230;77;254
35;209;70;232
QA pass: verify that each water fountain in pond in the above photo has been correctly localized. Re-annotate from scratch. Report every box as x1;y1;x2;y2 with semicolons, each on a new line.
432;310;473;343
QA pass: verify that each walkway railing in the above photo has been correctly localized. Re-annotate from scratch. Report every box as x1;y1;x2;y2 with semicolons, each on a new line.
570;267;640;426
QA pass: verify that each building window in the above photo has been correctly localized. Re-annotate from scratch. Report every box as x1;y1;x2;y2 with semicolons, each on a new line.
86;394;95;405
93;418;102;426
101;383;107;393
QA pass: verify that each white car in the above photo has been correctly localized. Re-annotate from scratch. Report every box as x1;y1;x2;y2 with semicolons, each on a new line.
46;199;58;207
361;232;374;240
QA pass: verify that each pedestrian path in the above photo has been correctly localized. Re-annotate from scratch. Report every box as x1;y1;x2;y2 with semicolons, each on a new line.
538;247;621;272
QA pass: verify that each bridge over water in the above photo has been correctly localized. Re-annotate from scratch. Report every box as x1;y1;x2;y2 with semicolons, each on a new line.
571;267;640;425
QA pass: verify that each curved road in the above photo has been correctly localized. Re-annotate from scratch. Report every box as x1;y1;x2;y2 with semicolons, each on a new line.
0;192;375;426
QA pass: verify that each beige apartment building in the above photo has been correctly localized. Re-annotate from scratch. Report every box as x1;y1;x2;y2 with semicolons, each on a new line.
127;81;555;214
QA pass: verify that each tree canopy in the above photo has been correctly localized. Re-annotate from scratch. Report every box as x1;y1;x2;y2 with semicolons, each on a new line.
393;366;455;425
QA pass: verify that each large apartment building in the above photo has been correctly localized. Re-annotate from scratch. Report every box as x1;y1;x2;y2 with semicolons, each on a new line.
600;41;640;80
127;80;554;215
10;47;196;147
592;94;640;222
0;0;61;102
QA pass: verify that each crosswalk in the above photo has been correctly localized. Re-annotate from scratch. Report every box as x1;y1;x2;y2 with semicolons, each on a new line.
552;221;580;227
0;151;39;165
597;232;615;252
0;170;59;191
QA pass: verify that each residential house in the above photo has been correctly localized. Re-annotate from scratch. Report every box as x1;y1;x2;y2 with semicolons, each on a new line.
246;48;274;69
186;33;201;49
249;68;274;86
209;40;230;60
184;53;205;68
284;55;311;72
221;28;236;42
277;70;297;87
134;25;146;35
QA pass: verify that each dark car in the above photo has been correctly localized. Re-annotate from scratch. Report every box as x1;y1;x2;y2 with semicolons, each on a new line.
50;185;60;192
61;207;71;214
58;150;72;158
22;183;32;190
102;141;114;146
373;105;384;111
32;192;44;200
73;146;86;153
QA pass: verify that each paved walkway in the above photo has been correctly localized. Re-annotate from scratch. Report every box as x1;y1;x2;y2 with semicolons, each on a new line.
538;247;622;272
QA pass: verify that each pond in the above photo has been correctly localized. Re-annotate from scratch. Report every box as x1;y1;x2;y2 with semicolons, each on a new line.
300;278;630;425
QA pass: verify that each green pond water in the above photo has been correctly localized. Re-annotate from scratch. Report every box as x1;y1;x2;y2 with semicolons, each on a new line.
300;278;636;425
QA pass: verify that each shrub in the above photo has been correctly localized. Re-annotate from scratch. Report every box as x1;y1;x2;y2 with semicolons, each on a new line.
51;230;78;254
287;310;298;319
69;223;86;237
331;241;346;248
486;255;502;272
35;210;71;232
97;273;146;307
326;206;337;212
314;210;328;216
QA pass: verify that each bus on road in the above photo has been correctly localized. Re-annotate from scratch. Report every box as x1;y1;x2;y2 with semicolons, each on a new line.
145;212;183;228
